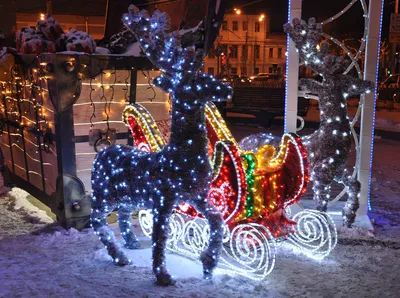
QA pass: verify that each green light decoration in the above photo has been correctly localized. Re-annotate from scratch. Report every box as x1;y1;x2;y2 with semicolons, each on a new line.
242;153;256;218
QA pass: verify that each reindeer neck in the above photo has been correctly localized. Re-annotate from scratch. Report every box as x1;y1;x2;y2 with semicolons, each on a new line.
168;99;208;153
318;86;350;128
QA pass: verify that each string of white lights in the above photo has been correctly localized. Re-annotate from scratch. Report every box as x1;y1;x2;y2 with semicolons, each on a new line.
139;206;337;280
324;0;368;207
285;209;337;260
138;210;277;280
294;0;370;208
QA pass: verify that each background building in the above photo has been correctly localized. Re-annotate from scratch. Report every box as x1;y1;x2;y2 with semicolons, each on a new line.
203;12;286;77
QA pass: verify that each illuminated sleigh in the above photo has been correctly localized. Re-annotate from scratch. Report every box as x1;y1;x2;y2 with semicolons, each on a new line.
123;102;337;279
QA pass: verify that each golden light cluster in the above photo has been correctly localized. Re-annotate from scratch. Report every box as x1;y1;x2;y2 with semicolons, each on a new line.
234;8;242;15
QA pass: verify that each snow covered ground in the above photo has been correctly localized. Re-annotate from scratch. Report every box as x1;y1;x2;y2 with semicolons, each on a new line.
0;137;400;298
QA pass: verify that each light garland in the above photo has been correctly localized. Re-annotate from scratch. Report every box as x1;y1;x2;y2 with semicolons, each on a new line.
284;17;373;227
139;205;337;279
285;209;337;260
138;209;277;280
0;51;55;193
365;0;384;211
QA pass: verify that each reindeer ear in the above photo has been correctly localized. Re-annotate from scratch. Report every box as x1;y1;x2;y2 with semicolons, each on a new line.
308;17;316;27
292;18;301;27
283;23;293;35
300;19;307;29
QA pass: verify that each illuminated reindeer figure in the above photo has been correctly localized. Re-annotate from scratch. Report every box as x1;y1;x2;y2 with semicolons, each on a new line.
284;18;373;227
90;4;231;285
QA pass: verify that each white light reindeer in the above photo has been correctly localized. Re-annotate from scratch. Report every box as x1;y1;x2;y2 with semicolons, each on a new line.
284;18;373;227
90;4;231;285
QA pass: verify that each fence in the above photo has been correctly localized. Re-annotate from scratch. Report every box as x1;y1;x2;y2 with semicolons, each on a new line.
0;53;170;229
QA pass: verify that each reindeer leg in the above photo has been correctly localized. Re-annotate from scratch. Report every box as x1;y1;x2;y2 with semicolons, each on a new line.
193;195;224;280
310;163;335;213
152;200;175;286
90;197;131;266
118;207;140;249
337;174;361;228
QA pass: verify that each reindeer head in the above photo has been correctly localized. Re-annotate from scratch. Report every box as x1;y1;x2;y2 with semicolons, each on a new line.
284;18;350;77
284;17;373;99
123;5;232;107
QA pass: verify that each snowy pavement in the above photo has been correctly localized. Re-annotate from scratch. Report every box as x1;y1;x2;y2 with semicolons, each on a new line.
1;138;400;297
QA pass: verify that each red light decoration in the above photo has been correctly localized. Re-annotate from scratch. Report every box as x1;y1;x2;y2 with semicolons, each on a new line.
123;102;309;238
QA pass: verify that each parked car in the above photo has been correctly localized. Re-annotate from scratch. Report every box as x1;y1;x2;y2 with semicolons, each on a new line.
252;73;270;81
216;74;250;85
229;74;241;83
239;75;250;83
251;73;282;81
216;74;229;82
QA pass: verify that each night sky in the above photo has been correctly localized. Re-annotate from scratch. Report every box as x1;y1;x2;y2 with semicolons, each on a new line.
0;0;394;39
230;0;393;37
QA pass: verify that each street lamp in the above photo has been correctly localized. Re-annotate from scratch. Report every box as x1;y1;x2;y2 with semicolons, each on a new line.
234;8;242;15
259;14;265;22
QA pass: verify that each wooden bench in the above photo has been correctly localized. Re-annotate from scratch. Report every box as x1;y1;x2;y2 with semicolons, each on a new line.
225;86;310;127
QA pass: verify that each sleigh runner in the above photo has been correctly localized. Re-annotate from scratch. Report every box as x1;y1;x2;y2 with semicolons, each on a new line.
123;101;337;279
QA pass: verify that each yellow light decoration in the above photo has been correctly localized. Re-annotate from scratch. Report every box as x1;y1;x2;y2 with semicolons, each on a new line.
255;135;293;174
255;144;277;172
252;175;265;217
122;105;166;151
124;102;308;226
204;102;240;149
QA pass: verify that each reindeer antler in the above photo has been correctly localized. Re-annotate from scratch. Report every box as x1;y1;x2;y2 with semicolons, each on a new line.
122;5;232;102
123;5;205;77
285;17;374;96
284;18;349;76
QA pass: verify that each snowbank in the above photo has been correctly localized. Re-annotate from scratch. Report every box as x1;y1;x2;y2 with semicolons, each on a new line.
375;117;400;132
124;42;143;56
7;188;53;224
0;188;53;239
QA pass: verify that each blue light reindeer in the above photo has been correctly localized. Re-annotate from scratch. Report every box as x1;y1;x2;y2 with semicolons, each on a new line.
90;4;231;285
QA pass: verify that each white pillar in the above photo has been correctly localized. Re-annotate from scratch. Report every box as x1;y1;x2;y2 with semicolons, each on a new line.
284;0;302;133
358;0;384;217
